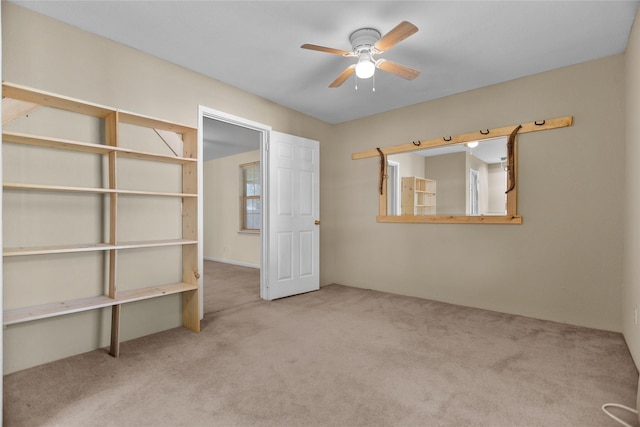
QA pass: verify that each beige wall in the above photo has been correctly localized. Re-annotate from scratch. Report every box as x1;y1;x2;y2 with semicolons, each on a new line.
623;8;640;369
203;151;261;267
425;152;466;215
487;163;507;214
2;3;331;373
325;55;625;332
390;152;425;180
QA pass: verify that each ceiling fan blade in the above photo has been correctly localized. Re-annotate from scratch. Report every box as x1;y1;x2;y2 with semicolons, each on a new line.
377;59;420;80
329;65;356;87
374;21;419;52
301;43;353;57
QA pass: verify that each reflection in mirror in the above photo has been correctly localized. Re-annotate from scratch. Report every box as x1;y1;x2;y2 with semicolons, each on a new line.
386;160;400;215
387;137;508;216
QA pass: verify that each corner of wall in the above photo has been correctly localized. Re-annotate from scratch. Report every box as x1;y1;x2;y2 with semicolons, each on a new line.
622;6;640;373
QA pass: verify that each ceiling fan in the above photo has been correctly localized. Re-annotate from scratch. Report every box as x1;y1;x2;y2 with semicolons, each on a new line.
301;21;420;88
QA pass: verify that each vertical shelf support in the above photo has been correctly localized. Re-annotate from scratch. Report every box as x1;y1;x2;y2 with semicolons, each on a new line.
106;111;121;357
180;128;200;332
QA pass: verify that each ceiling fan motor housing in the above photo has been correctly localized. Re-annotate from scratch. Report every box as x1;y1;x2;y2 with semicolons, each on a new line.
350;28;381;54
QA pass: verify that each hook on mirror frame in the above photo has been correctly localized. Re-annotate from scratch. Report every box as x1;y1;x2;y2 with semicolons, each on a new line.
535;120;546;126
443;136;452;142
480;129;490;135
412;140;421;146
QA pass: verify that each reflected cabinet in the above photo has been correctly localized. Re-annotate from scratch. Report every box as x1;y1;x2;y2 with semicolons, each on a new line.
401;176;436;216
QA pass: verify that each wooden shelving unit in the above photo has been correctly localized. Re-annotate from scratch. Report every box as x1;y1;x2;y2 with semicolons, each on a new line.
402;176;436;216
2;82;200;357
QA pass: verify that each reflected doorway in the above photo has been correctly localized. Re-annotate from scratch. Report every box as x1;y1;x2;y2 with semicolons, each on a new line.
469;169;479;216
387;160;400;216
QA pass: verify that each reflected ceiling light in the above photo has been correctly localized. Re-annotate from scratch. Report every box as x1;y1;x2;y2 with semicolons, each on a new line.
466;141;479;148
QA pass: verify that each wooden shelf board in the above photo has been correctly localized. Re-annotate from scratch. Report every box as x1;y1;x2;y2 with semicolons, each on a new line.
114;239;198;251
4;295;115;325
116;148;196;164
3;131;112;154
4;239;197;257
118;110;196;134
3;182;197;198
3;282;198;325
4;242;113;256
3;82;114;118
2;131;197;165
115;188;196;198
117;282;198;305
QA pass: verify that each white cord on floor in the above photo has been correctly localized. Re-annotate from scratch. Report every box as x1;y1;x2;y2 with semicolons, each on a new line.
602;403;638;427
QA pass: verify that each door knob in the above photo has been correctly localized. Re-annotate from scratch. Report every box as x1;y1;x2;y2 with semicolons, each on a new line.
314;220;321;225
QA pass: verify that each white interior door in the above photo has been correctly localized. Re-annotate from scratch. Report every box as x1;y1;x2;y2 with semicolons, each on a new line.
264;131;320;300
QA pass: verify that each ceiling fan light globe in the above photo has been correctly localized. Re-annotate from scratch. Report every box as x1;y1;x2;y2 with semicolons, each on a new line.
355;58;375;79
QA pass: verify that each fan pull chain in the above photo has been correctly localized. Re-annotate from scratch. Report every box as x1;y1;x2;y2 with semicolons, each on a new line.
354;75;377;92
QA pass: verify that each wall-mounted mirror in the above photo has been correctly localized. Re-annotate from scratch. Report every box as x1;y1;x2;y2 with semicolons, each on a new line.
352;116;573;224
386;137;508;217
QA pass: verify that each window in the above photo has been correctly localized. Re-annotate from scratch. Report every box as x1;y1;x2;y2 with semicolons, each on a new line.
240;161;261;232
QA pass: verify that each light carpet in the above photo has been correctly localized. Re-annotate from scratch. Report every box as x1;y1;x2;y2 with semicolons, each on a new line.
3;261;638;426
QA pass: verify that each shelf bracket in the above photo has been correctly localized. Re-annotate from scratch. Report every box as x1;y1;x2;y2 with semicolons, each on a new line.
154;128;183;157
2;98;41;126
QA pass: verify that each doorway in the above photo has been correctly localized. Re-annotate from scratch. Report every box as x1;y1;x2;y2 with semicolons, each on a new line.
198;108;321;313
469;168;479;216
198;106;271;317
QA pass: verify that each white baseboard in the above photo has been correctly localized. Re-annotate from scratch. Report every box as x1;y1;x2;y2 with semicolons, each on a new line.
203;256;260;269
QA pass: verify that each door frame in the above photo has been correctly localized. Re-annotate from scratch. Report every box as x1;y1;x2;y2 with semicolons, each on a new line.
198;106;272;313
386;160;400;216
469;168;479;216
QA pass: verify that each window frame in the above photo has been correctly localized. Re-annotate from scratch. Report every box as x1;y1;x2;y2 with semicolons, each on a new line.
239;161;261;233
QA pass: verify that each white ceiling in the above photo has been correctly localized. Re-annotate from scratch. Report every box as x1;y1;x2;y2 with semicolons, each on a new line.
202;117;260;161
10;1;640;125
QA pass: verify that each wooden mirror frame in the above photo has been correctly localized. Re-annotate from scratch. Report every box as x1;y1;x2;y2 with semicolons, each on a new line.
351;116;573;224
